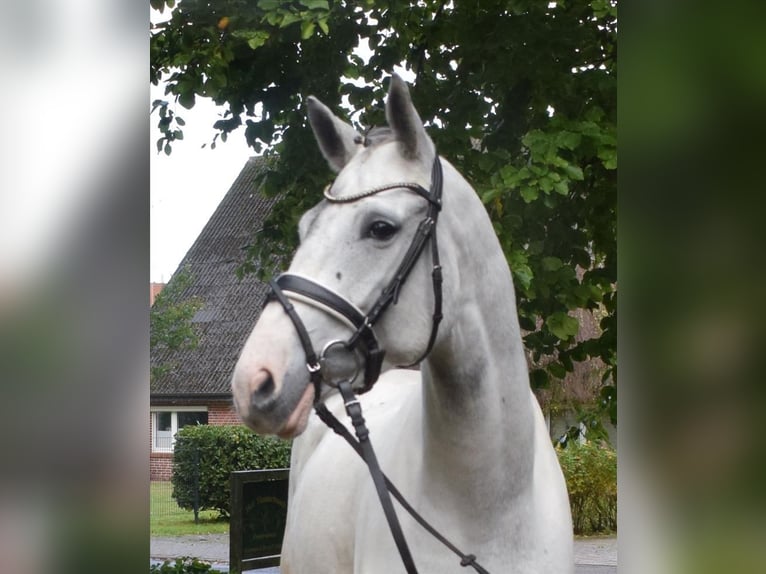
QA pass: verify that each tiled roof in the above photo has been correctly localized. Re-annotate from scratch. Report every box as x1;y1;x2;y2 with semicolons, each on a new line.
150;157;281;398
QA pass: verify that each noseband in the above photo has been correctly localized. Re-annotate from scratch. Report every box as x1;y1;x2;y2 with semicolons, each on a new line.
266;153;490;574
268;153;444;400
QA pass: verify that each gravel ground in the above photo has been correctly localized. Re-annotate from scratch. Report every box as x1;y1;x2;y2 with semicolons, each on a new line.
150;534;616;572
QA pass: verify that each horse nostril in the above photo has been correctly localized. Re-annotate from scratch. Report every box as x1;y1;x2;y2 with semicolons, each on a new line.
251;373;276;410
257;374;275;396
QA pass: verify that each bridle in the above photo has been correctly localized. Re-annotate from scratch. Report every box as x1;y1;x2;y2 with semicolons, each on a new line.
269;153;444;399
267;153;490;574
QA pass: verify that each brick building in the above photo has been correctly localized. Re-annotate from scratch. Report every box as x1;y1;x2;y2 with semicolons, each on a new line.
150;282;165;305
150;157;280;480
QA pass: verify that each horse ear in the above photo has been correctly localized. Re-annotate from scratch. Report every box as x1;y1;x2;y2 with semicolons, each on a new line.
306;96;361;173
385;74;435;162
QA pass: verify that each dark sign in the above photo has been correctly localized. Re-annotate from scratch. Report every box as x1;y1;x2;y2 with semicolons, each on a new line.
230;469;289;573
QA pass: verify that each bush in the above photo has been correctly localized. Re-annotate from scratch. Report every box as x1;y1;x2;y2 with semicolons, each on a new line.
557;440;617;535
150;557;217;573
172;425;291;518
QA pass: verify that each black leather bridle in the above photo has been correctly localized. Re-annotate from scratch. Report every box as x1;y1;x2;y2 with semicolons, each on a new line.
269;153;444;399
267;154;490;574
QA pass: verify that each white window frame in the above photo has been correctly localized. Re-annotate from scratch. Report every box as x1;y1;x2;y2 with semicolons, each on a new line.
151;406;208;453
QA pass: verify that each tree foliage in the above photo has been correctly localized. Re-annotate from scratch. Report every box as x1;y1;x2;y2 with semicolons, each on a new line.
150;265;203;381
557;440;617;534
150;0;617;422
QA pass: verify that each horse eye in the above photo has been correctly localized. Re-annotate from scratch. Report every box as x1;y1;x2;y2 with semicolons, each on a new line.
368;220;398;241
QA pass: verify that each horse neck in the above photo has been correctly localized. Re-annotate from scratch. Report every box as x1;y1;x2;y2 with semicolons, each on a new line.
419;163;536;505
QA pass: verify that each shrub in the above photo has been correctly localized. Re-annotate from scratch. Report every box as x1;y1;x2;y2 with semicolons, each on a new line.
557;440;617;535
172;425;291;518
150;557;217;573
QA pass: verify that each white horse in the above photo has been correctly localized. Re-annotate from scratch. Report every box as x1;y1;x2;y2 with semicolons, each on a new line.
231;75;573;573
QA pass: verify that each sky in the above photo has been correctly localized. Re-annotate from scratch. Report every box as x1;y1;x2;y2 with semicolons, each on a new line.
149;54;406;286
150;5;254;284
150;88;253;283
147;5;416;284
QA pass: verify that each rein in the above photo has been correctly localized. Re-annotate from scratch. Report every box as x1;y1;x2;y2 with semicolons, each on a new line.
268;154;490;574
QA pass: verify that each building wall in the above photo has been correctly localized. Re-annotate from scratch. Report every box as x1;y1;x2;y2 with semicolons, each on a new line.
150;282;165;306
209;401;242;425
149;400;241;481
151;452;174;481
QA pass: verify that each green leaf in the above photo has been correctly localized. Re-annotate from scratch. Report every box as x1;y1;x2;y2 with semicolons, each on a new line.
520;185;538;203
300;0;329;9
598;147;617;170
560;352;574;372
562;163;584;180
557;130;581;150
512;264;534;290
546;312;580;340
542;256;563;271
552;180;569;195
521;129;548;156
481;187;503;204
530;369;549;389
258;0;282;11
300;20;316;40
246;31;270;50
518;315;536;331
279;12;302;28
343;65;360;79
264;11;281;25
499;164;521;187
317;17;329;35
549;362;567;379
178;91;195;110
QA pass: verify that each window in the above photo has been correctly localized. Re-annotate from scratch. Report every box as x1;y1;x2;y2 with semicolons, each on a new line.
155;412;172;451
151;408;208;452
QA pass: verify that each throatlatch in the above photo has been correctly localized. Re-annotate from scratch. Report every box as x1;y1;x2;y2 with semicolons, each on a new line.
267;154;490;574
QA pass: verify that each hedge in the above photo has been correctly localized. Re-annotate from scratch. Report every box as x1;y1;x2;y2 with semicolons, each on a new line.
150;558;216;574
557;440;617;535
172;425;291;518
171;424;615;533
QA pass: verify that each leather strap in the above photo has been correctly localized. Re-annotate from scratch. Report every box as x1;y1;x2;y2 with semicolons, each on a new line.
335;382;419;574
274;274;386;393
361;157;443;362
269;278;323;400
315;394;491;574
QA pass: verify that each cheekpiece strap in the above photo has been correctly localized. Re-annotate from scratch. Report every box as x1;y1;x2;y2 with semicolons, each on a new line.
268;278;323;401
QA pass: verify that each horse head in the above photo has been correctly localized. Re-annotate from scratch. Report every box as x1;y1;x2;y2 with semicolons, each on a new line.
232;76;454;438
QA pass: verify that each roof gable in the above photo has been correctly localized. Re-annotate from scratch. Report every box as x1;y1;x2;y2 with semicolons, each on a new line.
151;157;280;398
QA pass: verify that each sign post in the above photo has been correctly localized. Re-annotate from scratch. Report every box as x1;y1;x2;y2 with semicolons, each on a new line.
230;469;289;573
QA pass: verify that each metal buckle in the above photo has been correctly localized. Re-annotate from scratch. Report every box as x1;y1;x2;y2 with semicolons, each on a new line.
318;339;362;388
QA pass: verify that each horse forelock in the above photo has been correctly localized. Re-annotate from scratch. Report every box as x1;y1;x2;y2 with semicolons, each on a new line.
360;126;395;148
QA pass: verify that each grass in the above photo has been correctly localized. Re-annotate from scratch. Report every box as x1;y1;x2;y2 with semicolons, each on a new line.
150;481;229;536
